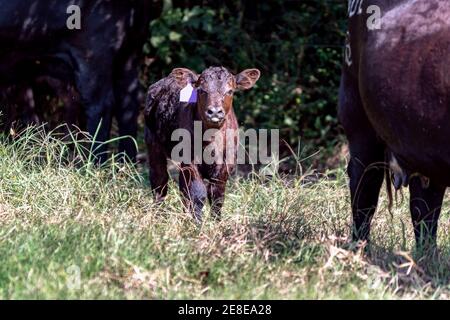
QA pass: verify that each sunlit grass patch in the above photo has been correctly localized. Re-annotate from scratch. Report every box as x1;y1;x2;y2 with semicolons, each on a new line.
0;126;449;299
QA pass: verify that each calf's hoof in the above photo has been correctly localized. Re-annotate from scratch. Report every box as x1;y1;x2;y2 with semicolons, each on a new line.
192;209;203;225
211;210;222;222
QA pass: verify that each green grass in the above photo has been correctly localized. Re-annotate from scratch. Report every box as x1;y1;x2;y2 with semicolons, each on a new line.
0;126;450;299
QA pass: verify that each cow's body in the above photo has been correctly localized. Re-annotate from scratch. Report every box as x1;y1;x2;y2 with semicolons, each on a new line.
0;0;160;161
339;0;450;249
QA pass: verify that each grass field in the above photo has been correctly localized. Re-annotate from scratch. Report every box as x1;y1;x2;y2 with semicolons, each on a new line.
0;127;450;299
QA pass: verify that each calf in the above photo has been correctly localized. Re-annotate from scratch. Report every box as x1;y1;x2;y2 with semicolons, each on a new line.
144;67;260;222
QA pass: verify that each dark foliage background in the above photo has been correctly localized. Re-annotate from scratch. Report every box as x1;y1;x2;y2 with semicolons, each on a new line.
141;0;348;166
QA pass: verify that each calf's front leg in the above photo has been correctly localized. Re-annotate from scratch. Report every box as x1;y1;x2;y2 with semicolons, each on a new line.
207;181;227;220
179;165;207;223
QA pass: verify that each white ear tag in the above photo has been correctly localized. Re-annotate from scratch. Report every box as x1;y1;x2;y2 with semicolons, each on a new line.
179;83;197;103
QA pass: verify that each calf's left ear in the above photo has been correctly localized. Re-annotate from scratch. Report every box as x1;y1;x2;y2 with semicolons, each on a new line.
236;69;261;90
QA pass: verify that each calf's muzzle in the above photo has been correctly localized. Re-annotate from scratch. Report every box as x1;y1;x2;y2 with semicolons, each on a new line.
205;105;225;124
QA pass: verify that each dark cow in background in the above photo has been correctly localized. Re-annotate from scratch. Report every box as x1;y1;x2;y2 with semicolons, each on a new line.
0;0;161;162
339;0;450;251
0;76;81;133
145;67;260;222
0;84;39;130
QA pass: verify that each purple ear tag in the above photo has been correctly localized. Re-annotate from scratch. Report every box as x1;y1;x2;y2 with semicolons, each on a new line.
188;86;197;103
179;83;198;103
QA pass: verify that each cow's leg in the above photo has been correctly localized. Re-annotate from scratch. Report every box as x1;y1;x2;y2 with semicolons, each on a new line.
113;55;140;162
347;141;385;243
409;177;445;252
39;77;81;136
74;59;114;164
147;140;169;203
179;165;207;223
339;73;385;244
84;95;113;164
59;83;82;131
207;181;227;220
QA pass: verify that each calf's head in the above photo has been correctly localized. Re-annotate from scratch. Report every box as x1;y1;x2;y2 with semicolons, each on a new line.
171;66;260;128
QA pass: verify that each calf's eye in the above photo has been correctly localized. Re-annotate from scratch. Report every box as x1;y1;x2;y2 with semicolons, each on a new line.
226;90;233;96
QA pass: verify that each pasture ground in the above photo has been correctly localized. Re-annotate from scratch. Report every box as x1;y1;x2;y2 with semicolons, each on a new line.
0;127;450;299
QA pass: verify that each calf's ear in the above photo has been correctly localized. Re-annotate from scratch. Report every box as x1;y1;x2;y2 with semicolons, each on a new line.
236;69;261;90
171;68;198;87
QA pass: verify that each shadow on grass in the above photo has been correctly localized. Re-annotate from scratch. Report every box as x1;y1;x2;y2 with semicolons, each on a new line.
231;208;450;295
364;242;450;292
241;212;318;262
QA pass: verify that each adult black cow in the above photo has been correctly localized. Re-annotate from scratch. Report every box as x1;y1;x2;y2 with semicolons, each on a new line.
339;0;450;251
0;0;161;162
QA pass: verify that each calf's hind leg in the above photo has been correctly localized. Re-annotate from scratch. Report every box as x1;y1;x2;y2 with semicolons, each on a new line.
146;139;169;203
409;177;445;252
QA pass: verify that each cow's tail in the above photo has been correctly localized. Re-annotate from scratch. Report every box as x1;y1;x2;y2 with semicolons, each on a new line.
384;148;395;217
385;165;394;216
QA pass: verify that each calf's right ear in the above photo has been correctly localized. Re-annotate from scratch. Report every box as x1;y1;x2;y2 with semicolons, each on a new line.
171;68;198;87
